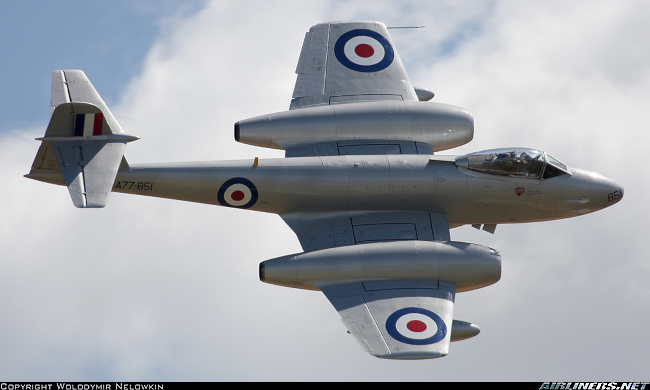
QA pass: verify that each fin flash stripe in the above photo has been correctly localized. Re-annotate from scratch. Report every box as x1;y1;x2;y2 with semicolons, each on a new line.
74;113;104;136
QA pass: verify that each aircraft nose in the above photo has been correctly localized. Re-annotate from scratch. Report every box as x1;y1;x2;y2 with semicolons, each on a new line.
571;168;624;211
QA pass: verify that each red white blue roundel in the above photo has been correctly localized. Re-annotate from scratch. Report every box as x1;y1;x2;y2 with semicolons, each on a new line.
385;307;447;345
334;29;395;73
217;177;258;209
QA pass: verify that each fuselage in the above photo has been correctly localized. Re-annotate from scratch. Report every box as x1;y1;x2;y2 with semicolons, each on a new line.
112;154;623;226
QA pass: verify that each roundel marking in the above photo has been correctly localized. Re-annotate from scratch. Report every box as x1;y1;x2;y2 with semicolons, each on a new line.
217;177;258;209
407;319;427;333
385;307;447;345
334;29;395;72
354;43;374;58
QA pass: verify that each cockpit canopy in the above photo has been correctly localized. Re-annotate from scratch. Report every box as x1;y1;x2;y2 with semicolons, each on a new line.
455;148;569;179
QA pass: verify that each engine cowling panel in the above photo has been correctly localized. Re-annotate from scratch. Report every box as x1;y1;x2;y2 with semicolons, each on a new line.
259;240;501;292
236;101;473;155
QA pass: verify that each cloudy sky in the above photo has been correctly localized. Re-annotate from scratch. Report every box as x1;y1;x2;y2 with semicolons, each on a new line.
1;0;648;382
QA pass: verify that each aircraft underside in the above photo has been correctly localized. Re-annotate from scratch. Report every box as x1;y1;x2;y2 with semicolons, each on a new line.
25;21;623;359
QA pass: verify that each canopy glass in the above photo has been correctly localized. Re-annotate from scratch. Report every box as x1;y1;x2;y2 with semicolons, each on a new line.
455;148;569;179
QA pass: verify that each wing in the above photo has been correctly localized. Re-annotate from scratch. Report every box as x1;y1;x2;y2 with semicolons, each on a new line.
290;21;418;109
322;280;456;359
261;226;499;359
235;21;474;157
282;212;455;360
282;211;451;252
269;211;499;359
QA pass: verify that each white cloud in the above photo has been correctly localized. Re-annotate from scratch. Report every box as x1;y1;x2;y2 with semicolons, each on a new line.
2;0;648;381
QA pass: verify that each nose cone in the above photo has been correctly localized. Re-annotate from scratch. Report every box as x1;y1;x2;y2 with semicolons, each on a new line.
569;168;624;213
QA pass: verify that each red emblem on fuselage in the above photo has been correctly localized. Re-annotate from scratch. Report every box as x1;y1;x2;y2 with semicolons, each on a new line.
516;187;525;196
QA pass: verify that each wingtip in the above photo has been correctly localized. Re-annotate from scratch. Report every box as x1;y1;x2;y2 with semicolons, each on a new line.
375;351;447;360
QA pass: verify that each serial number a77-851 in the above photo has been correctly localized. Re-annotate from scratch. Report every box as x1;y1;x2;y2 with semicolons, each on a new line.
114;181;154;191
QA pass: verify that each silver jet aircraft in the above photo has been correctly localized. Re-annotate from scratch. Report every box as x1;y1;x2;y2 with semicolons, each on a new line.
26;21;623;359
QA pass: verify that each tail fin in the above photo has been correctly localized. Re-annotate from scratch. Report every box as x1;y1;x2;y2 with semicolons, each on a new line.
25;70;138;208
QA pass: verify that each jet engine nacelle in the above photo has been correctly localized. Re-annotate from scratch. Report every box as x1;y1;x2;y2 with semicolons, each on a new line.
259;240;501;292
235;101;473;156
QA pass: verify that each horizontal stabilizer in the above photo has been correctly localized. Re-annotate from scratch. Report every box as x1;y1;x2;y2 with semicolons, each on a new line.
41;103;137;207
26;70;138;208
